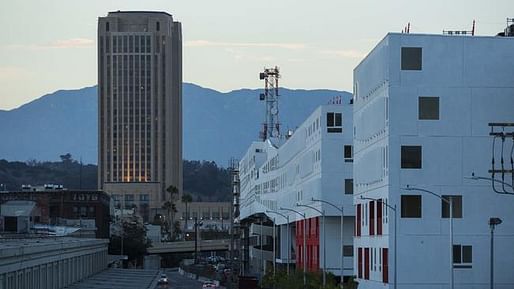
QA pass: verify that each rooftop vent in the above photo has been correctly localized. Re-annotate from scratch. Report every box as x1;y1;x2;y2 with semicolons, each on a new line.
497;18;514;37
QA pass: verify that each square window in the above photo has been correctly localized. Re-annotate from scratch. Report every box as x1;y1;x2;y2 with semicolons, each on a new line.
401;146;422;169
327;112;342;133
345;179;353;194
343;245;354;257
419;97;439;120
401;195;422;218
453;245;472;267
401;47;422;70
441;195;462;218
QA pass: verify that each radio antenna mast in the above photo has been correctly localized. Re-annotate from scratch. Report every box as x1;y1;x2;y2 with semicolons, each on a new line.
259;66;281;141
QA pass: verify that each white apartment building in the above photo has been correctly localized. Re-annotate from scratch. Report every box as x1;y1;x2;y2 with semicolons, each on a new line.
239;103;354;280
353;33;514;289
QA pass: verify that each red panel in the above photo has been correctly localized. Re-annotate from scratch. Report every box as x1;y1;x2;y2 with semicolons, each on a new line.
296;217;320;272
377;199;383;235
383;248;389;283
364;248;370;280
357;248;363;278
369;201;375;235
356;204;361;237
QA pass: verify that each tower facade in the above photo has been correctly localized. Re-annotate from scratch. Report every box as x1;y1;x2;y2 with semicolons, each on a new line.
97;11;182;221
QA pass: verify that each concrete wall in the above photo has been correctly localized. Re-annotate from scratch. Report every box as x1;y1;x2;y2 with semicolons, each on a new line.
0;238;109;289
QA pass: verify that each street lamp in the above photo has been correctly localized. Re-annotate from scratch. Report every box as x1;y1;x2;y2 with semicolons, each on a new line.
266;210;290;276
403;185;454;289
297;202;326;287
280;207;307;287
465;174;514;195
360;196;397;289
193;217;203;264
489;217;502;289
312;198;344;282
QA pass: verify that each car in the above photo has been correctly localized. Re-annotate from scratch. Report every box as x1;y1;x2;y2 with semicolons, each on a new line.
158;273;169;286
202;280;217;288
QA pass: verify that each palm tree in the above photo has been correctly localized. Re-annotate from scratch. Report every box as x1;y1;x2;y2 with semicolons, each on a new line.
181;193;193;233
166;185;179;239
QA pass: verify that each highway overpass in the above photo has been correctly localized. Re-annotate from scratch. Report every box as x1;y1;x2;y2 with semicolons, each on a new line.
148;239;230;254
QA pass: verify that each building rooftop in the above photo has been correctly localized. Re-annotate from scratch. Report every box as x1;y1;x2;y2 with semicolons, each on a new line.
0;237;108;258
108;10;172;17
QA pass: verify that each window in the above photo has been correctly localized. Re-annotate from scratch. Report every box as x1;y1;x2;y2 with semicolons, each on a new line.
156;21;160;31
441;195;462;218
401;47;422;70
343;245;354;257
125;194;135;209
419;97;439;120
327;112;342;133
345;179;354;194
106;22;110;31
401;146;422;169
453;245;472;268
401;195;422;218
344;145;353;162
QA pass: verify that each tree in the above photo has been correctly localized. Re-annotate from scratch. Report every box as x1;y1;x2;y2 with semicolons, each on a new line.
181;193;193;234
165;185;179;240
60;153;73;164
109;216;151;266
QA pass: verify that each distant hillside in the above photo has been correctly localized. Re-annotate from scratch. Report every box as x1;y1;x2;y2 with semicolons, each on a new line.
0;83;351;166
0;158;231;202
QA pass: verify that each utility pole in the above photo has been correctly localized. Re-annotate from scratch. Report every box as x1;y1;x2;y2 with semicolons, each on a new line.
489;217;502;289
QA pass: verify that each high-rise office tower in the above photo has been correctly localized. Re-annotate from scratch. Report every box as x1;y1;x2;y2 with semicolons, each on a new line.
97;11;182;221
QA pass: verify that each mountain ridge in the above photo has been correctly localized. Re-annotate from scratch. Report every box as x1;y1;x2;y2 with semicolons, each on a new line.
0;83;351;166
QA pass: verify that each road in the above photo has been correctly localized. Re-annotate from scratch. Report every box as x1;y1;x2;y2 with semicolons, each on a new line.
156;269;206;289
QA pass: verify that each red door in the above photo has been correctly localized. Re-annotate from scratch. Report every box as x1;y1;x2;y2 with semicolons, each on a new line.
356;204;361;236
369;201;375;235
383;248;389;283
377;199;383;235
364;248;370;280
357;248;362;279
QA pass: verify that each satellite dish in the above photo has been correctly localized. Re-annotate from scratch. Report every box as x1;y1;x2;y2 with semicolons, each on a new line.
271;107;278;115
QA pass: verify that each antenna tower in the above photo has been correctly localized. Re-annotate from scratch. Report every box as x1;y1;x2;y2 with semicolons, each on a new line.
259;67;281;141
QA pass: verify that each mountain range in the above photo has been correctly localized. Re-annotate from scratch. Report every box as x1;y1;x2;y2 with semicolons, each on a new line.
0;83;350;166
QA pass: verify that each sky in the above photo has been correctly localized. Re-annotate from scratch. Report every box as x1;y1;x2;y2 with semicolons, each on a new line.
0;0;510;110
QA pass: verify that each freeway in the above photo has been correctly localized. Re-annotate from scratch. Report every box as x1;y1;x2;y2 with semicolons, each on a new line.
156;269;207;289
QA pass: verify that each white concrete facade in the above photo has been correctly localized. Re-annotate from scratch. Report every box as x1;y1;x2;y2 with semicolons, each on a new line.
353;33;514;289
0;238;109;289
239;103;355;277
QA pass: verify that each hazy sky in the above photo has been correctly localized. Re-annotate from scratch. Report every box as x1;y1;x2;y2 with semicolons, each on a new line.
0;0;510;109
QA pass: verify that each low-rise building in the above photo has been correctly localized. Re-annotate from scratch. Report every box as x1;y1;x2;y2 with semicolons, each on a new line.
239;103;354;280
0;189;110;238
353;32;514;288
0;237;109;289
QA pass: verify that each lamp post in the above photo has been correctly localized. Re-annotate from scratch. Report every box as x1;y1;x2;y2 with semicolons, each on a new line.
360;196;397;289
489;217;502;289
266;210;290;275
465;175;514;195
297;203;326;287
194;217;203;264
312;198;345;282
280;207;307;287
403;186;454;289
